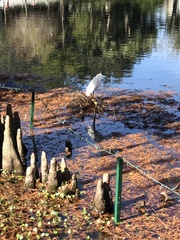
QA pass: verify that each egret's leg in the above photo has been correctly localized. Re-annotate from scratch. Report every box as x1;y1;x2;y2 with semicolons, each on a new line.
93;110;96;128
90;91;94;97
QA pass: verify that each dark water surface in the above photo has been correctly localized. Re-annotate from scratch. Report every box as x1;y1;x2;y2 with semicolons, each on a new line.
0;0;180;97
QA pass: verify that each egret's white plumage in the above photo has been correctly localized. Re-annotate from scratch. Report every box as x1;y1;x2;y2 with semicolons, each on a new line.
86;73;105;96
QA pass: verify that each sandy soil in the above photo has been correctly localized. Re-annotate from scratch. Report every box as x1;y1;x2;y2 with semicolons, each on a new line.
0;87;180;239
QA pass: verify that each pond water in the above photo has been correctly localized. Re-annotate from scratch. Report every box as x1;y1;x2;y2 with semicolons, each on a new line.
0;0;180;98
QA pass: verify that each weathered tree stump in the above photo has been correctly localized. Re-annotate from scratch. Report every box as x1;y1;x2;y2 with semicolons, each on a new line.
48;157;58;191
40;151;48;184
91;173;113;214
2;115;23;173
25;166;35;189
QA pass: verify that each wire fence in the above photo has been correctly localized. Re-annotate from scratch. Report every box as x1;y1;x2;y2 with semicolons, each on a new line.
1;85;180;199
37;91;180;200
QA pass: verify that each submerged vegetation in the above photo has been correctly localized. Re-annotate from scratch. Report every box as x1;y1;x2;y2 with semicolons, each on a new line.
0;0;179;88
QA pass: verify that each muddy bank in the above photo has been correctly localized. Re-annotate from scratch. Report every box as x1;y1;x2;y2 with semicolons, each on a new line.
0;87;180;239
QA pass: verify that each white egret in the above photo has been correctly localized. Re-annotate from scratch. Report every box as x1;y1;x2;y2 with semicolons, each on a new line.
86;73;105;96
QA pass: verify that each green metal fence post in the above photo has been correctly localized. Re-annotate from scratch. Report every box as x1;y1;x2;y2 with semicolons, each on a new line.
30;90;35;130
114;157;123;223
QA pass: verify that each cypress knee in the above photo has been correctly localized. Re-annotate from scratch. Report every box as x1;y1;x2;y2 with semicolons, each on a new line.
48;157;58;191
102;172;113;214
30;152;39;179
61;157;71;182
41;151;48;184
91;179;105;214
2;115;23;173
16;129;26;167
25;166;35;189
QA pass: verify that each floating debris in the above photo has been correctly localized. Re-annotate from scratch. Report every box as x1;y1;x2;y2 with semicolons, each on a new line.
160;191;174;207
135;200;146;214
65;140;73;158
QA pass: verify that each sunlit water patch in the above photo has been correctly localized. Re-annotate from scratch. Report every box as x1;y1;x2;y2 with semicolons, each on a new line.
0;0;179;100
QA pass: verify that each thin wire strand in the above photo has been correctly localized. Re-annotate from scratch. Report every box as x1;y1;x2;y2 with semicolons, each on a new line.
0;85;23;91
